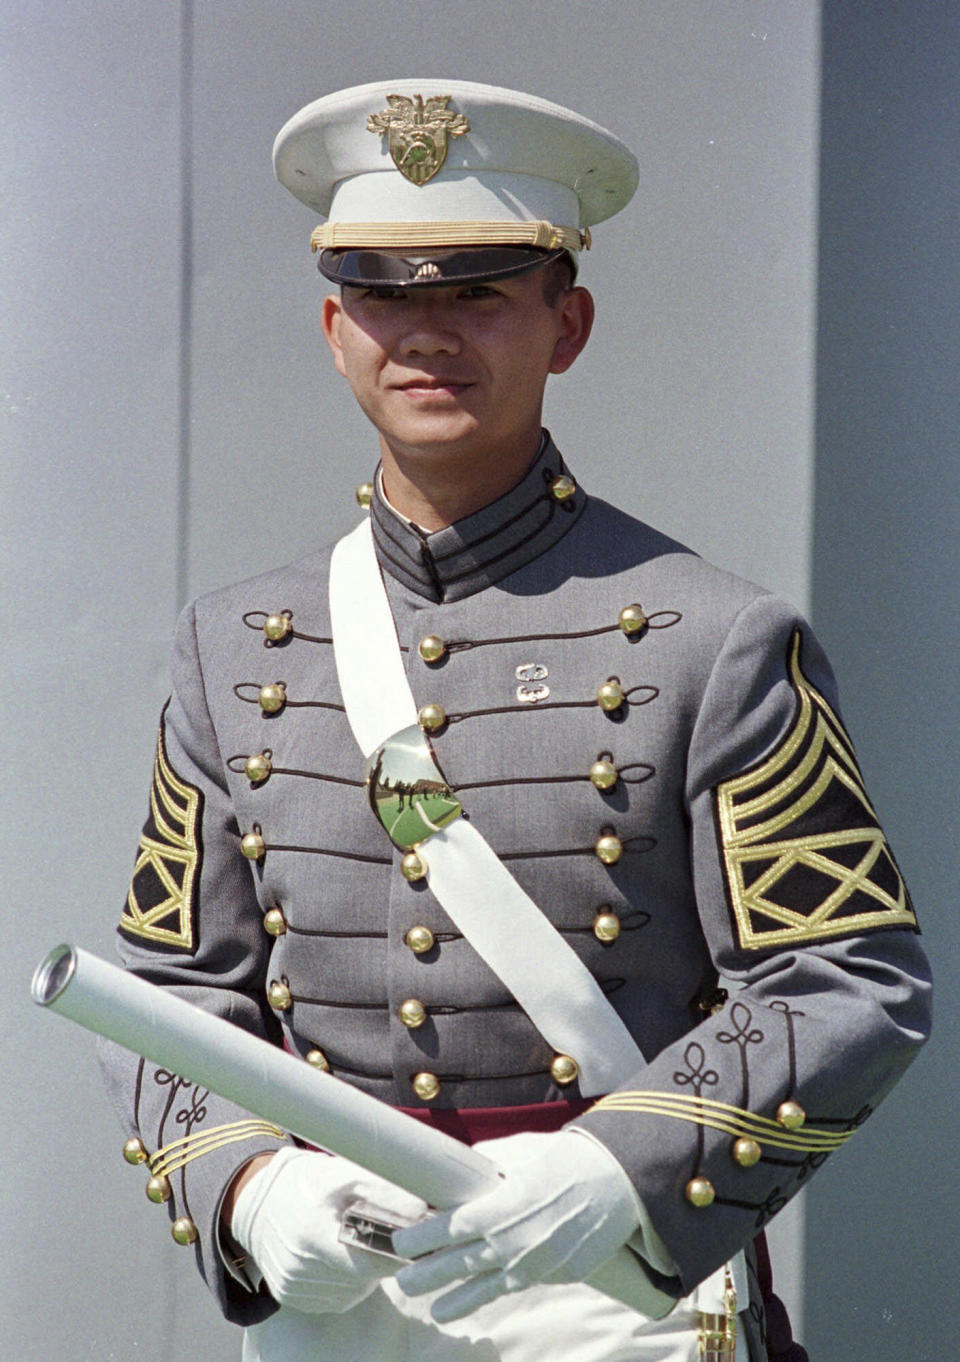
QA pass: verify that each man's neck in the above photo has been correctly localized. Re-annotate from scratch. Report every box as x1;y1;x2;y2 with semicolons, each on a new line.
378;428;544;531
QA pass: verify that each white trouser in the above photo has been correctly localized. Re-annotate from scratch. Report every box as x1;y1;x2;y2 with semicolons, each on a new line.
242;1273;744;1362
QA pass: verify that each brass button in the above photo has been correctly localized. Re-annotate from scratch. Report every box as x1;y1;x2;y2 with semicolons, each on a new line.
405;925;435;954
418;635;447;664
241;830;266;861
263;907;287;936
267;979;292;1011
263;613;292;642
418;702;446;732
171;1217;199;1246
733;1137;762;1167
593;909;621;942
356;481;374;509
146;1174;172;1204
122;1137;148;1166
595;831;623;865
777;1100;806;1131
306;1048;331;1072
401;850;429;882
618;604;648;636
550;1053;579;1086
258;683;286;714
589;758;618;790
412;1071;440;1101
548;474;577;501
685;1177;716;1208
245;752;272;784
399;998;427;1029
596;679;624;712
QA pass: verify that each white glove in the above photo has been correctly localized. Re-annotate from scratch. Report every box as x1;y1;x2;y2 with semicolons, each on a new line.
232;1146;428;1316
394;1129;642;1323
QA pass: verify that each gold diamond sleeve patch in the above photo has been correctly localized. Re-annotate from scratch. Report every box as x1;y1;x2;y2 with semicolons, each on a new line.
715;629;917;951
120;705;203;952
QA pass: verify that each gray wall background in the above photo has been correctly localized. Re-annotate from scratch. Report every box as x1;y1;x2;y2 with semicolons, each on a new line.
3;3;951;1358
805;3;959;1357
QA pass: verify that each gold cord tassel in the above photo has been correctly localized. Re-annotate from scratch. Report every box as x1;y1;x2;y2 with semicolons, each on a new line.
698;1267;738;1359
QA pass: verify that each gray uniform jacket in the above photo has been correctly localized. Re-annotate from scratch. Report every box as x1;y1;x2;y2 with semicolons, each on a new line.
101;437;931;1342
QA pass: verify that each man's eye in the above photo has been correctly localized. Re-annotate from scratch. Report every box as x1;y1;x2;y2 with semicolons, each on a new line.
459;285;498;299
364;287;408;301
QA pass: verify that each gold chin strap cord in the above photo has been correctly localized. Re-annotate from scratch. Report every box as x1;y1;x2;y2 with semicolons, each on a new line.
310;220;591;253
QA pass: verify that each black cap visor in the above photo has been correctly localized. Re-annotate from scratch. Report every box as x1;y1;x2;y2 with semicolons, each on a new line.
318;244;572;289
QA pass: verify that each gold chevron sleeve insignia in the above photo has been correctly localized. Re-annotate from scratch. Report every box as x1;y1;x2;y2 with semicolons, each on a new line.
120;706;203;952
715;629;917;951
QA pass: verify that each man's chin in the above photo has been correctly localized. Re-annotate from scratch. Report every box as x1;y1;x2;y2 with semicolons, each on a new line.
379;417;486;461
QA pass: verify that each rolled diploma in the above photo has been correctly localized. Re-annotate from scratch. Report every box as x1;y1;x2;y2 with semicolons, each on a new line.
31;943;675;1318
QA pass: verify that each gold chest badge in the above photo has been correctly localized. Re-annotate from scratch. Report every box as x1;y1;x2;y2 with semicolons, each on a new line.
367;93;470;185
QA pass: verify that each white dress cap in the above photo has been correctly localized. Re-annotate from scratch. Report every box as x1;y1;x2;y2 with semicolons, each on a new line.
273;79;638;258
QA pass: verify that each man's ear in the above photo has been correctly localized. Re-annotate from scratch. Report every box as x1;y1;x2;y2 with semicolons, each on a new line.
321;293;347;377
549;286;595;375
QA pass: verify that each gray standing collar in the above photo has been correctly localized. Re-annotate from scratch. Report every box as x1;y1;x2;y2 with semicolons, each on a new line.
369;433;586;603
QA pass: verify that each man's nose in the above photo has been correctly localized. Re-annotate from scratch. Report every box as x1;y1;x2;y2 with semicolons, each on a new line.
398;304;462;356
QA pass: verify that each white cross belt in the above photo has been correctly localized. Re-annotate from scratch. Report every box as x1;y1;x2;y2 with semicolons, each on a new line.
329;518;645;1097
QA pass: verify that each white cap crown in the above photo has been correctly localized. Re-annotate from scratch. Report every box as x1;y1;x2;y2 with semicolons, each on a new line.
274;79;638;259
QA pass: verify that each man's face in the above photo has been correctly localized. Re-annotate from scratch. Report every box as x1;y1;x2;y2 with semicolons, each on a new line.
321;264;593;470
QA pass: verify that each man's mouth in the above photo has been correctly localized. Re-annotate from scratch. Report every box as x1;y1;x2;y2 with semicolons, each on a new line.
394;377;475;393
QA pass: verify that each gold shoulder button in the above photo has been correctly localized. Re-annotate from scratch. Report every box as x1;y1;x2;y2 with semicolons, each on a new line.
263;907;287;936
399;999;427;1029
401;850;429;882
241;830;266;861
685;1177;715;1208
549;474;576;501
550;1053;579;1085
618;604;647;635
418;702;446;732
412;1072;440;1101
123;1137;148;1165
258;683;287;714
732;1137;762;1167
405;924;435;954
305;1048;331;1072
595;831;623;865
418;635;447;664
777;1100;806;1131
171;1217;199;1246
589;758;618;790
263;613;292;642
267;979;292;1011
146;1174;172;1204
245;752;272;784
596;679;624;712
593;909;621;942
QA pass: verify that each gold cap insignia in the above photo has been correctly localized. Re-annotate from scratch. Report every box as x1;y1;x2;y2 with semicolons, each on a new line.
367;93;469;186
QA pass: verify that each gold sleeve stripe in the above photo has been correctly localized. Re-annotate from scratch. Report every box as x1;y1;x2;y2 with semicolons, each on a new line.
715;628;917;951
149;1119;286;1177
588;1091;854;1153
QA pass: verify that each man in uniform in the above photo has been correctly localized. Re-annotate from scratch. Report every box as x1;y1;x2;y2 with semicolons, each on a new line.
101;81;931;1362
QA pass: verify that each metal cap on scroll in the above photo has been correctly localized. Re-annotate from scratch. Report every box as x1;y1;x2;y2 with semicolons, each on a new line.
365;724;462;850
31;943;77;1007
